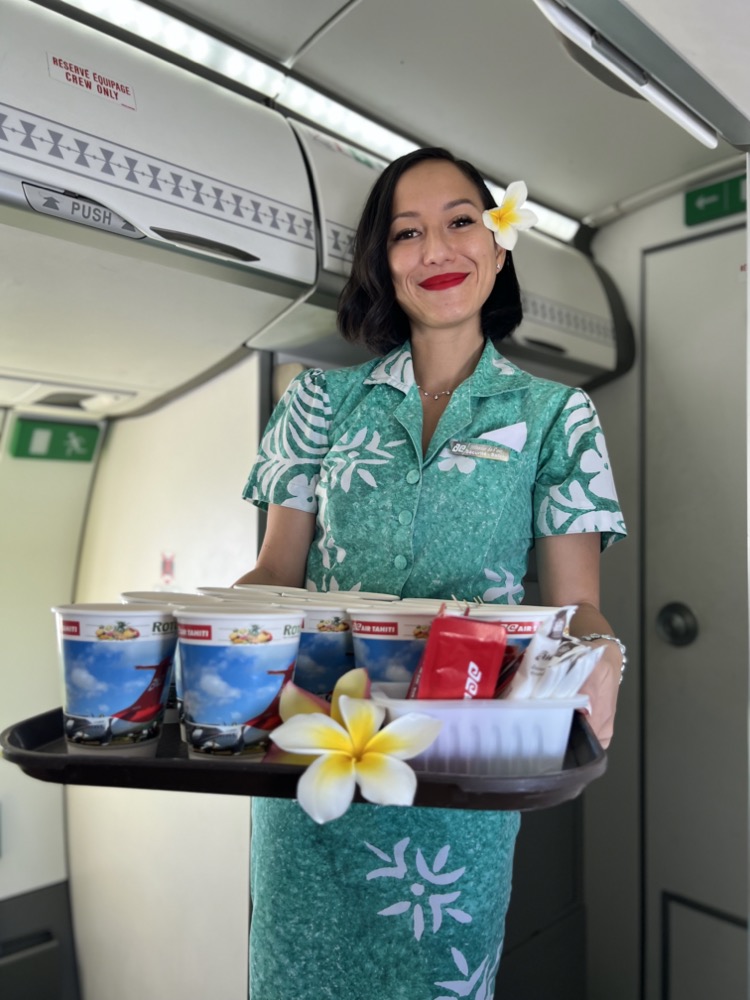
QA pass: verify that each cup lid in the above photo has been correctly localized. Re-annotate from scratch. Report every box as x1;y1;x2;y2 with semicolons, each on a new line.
173;605;304;619
52;603;175;615
121;591;220;605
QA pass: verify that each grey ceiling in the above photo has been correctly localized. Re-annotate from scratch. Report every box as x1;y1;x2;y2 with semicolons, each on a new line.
171;0;742;224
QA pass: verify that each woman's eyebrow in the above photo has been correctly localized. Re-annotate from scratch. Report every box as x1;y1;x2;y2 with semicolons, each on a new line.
391;198;478;223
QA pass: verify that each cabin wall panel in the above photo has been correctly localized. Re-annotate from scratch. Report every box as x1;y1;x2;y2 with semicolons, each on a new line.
589;184;746;999
0;411;101;900
76;350;262;598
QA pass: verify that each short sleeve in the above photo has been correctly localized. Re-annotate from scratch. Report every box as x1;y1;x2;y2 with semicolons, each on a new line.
242;369;331;513
533;389;626;549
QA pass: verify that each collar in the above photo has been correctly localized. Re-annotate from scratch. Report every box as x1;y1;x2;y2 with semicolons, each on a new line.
363;339;532;396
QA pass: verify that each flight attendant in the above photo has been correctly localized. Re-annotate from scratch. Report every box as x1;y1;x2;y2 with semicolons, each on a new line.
238;146;626;999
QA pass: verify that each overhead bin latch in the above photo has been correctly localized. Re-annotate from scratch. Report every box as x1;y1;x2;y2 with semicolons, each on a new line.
149;228;260;264
22;182;144;240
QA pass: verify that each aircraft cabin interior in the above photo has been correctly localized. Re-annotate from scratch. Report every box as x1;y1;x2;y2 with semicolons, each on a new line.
0;1;748;998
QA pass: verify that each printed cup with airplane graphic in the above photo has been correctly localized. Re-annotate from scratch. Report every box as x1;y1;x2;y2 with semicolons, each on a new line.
348;606;434;684
174;606;303;758
52;603;178;755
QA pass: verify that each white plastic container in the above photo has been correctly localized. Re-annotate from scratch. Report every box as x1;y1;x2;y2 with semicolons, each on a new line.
372;683;588;777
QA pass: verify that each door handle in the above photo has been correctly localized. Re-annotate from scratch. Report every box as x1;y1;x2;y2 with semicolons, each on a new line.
656;602;699;646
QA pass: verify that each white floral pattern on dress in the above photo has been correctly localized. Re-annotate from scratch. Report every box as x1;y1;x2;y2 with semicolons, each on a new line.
564;391;600;456
491;357;517;376
365;838;471;942
314;483;347;570
252;372;331;505
364;346;415;391
580;431;618;500
437;451;476;475
327;429;407;493
535;390;621;539
481;568;523;605
282;473;319;508
433;940;504;1000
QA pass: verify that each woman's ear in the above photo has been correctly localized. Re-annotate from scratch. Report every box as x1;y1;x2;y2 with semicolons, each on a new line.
495;247;507;272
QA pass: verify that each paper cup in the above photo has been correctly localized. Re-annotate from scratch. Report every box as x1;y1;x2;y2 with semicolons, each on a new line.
52;604;178;755
294;602;355;697
462;605;561;678
121;592;222;727
348;606;433;684
175;607;303;757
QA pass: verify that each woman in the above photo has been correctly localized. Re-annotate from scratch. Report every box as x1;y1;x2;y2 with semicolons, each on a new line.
238;147;626;999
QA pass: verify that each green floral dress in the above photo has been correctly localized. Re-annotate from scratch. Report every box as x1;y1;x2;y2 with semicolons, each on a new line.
243;339;625;1000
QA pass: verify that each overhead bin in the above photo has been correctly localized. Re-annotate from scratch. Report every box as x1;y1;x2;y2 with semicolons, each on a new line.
245;123;383;365
0;0;317;417
507;230;634;389
291;123;384;290
0;0;316;280
0;0;632;412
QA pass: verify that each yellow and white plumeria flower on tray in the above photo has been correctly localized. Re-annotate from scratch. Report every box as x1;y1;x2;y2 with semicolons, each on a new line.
267;668;442;824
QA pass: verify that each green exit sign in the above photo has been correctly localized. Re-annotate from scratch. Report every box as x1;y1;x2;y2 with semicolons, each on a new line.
10;418;101;461
685;175;746;226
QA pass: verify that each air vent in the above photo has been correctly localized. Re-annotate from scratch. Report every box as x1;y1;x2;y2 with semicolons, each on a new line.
36;392;96;408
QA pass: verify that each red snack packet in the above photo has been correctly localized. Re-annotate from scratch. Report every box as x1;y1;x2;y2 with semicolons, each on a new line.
407;616;507;700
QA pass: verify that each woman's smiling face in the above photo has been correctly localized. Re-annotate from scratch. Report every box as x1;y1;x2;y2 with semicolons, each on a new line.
387;159;504;338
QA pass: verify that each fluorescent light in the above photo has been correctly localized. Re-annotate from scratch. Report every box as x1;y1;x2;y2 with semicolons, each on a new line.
275;77;417;161
57;0;581;241
59;0;283;97
533;0;718;149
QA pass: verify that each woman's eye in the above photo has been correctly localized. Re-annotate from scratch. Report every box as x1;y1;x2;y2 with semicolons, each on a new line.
450;215;475;228
392;227;420;241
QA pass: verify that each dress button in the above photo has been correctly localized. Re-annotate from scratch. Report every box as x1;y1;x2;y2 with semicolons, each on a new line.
393;555;408;570
398;510;413;525
406;469;420;484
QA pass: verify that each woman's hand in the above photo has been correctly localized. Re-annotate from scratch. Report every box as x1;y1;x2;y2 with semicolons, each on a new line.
536;533;623;748
576;637;622;749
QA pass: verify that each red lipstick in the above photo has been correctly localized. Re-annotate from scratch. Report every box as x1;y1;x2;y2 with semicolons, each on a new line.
418;273;468;291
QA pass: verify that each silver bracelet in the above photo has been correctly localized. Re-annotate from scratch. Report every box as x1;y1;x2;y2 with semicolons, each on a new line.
577;633;627;683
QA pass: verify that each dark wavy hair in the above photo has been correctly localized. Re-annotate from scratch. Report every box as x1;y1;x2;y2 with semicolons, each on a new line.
337;147;523;355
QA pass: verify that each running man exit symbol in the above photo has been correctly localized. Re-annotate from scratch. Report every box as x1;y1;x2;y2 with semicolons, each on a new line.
65;431;88;456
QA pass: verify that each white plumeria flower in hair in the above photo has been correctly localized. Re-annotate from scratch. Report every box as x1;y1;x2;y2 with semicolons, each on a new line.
269;694;442;824
482;180;538;251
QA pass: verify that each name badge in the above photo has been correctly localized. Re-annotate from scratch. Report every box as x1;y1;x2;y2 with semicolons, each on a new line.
449;439;510;462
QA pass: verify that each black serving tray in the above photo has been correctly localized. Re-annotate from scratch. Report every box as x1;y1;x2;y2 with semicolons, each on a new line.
0;708;606;812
